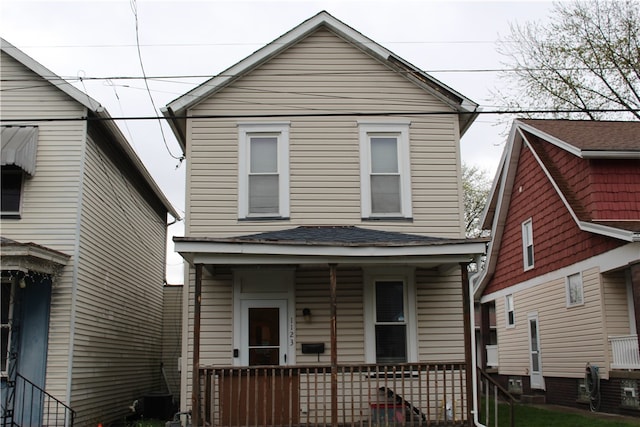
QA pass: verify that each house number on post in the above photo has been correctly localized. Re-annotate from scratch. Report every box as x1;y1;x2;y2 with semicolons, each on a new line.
289;316;295;346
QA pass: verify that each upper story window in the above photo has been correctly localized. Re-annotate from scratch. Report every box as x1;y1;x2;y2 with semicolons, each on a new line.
359;121;412;219
566;272;584;307
1;167;24;218
238;123;290;219
505;294;515;328
522;218;534;271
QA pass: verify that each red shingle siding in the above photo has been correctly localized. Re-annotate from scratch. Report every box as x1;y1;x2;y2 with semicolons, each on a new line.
589;159;640;220
483;143;622;296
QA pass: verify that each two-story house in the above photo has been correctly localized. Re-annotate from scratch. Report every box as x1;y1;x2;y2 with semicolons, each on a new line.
1;39;180;425
163;11;486;426
475;119;640;416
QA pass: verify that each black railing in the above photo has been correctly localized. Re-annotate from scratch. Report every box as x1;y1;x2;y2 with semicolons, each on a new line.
477;368;515;427
7;373;75;427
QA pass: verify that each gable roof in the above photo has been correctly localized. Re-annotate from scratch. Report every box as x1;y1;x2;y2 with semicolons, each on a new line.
162;11;479;148
1;38;180;220
475;119;640;296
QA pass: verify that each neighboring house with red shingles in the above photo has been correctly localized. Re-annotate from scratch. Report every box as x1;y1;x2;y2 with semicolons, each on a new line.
475;119;640;416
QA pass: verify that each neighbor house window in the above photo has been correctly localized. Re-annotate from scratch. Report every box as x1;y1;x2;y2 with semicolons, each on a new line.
1;167;23;217
364;270;417;363
359;121;411;219
505;294;515;327
566;273;584;307
238;123;290;219
522;219;534;270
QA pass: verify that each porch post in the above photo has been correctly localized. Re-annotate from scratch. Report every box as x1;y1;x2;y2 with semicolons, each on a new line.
631;263;640;360
460;262;473;426
192;263;203;426
329;263;338;427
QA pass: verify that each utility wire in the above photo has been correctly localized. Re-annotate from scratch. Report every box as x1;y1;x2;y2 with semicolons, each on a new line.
2;108;638;124
130;0;183;162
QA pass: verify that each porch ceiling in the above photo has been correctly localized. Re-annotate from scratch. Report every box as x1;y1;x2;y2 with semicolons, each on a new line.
174;225;487;267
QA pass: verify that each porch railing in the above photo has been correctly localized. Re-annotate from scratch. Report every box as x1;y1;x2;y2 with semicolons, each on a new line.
609;335;640;370
477;368;515;427
5;373;75;427
198;363;467;426
485;345;498;368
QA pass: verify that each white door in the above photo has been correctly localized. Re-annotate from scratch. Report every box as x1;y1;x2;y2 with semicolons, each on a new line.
240;299;288;366
528;313;545;390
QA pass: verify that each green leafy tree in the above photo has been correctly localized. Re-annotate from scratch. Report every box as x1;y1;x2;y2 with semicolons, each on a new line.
495;0;640;120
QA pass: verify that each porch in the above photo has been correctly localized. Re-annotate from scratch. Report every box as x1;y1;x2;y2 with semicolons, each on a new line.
197;363;468;426
609;335;640;370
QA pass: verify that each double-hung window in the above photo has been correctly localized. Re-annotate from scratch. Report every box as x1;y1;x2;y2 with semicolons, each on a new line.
238;123;290;219
359;121;411;219
522;218;534;270
505;294;515;328
364;270;417;364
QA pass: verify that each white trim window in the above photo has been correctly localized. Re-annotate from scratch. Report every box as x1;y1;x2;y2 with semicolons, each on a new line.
359;121;412;219
364;269;417;363
505;294;515;328
566;272;584;307
238;123;290;219
522;218;534;270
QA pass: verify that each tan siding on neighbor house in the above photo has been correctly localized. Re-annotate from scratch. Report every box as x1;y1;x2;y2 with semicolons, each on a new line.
1;51;87;404
496;267;609;379
602;270;632;366
163;285;183;403
70;133;167;423
186;28;464;239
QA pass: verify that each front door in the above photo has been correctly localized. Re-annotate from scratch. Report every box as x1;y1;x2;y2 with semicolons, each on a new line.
528;313;545;390
240;299;288;366
222;299;298;426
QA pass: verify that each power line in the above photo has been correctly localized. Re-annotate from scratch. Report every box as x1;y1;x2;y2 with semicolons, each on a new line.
2;108;638;124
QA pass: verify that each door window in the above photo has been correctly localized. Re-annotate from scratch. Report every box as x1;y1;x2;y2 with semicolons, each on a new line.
248;307;280;365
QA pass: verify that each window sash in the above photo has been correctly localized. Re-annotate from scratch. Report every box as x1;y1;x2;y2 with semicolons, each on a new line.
506;294;515;327
1;168;23;215
374;280;407;363
567;273;583;306
522;219;534;269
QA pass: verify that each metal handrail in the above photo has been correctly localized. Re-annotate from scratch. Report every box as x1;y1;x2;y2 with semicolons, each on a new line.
10;373;75;427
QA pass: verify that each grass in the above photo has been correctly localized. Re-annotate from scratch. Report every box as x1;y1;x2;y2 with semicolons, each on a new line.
479;401;640;427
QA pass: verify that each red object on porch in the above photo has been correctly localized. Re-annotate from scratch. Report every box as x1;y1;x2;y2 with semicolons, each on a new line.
370;403;405;423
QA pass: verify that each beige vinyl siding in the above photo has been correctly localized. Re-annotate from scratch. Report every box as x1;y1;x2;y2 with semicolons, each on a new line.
162;285;183;403
496;267;608;379
603;270;631;336
1;51;88;404
295;267;364;365
416;268;465;362
186;28;464;238
70;133;167;424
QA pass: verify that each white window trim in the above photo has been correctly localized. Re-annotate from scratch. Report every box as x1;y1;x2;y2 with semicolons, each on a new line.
238;122;290;219
565;272;584;307
505;294;515;328
522;218;534;271
358;121;412;219
363;267;417;363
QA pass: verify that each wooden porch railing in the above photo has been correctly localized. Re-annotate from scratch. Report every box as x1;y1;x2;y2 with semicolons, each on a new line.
197;363;467;426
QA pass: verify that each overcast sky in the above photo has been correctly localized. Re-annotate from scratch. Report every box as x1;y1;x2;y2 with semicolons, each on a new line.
1;0;555;284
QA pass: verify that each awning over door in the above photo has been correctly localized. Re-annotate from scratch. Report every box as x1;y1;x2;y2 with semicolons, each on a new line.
1;126;39;175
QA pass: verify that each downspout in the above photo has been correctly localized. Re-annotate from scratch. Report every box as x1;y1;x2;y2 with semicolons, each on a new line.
469;255;487;427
